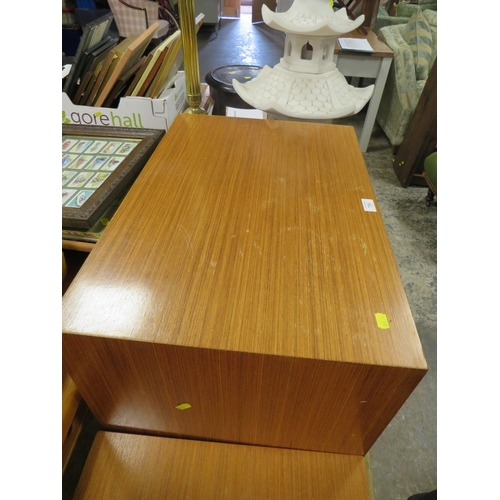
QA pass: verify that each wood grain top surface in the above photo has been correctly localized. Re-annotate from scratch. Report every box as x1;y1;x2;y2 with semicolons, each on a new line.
63;114;426;369
73;432;370;499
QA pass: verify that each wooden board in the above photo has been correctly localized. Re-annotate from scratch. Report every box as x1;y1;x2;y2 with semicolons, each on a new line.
62;368;82;443
63;115;427;455
62;366;88;474
360;0;381;29
73;432;371;500
101;56;147;107
146;32;182;98
124;51;155;96
135;48;168;97
393;60;437;187
94;22;159;107
128;33;172;96
83;43;123;106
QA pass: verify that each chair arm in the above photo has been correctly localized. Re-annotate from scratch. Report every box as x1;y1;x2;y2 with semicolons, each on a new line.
396;2;421;17
378;25;420;110
375;15;413;30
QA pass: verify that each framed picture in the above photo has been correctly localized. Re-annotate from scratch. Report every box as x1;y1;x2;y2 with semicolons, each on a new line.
62;125;164;229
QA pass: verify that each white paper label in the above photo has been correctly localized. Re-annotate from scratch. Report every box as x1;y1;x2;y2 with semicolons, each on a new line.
361;199;377;212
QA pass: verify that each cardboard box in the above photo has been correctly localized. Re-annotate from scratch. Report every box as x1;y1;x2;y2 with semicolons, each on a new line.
62;71;187;131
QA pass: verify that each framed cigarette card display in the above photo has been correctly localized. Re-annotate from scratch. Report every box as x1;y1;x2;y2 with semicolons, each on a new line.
62;125;164;229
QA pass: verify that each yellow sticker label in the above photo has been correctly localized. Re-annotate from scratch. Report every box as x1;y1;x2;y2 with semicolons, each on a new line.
175;403;192;410
228;71;236;74
244;76;251;79
375;313;390;329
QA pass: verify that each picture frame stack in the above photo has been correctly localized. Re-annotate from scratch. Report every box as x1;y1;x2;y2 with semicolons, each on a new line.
63;14;205;108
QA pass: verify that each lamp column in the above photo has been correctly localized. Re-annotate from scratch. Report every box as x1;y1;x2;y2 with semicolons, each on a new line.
178;0;206;114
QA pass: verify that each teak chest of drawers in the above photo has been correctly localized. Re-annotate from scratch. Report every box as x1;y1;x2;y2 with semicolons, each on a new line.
63;115;427;456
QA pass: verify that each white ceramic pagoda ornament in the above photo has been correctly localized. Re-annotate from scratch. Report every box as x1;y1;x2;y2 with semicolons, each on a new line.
232;0;374;120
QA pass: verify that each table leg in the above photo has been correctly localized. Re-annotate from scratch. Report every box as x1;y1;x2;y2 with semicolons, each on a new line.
358;57;392;152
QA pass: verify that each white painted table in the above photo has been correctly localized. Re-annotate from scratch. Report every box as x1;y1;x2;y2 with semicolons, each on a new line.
334;28;393;152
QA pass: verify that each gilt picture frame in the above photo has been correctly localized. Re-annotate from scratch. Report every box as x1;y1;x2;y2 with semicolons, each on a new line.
62;125;164;229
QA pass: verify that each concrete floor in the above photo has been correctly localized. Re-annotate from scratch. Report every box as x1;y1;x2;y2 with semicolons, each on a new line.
197;9;284;83
63;10;437;500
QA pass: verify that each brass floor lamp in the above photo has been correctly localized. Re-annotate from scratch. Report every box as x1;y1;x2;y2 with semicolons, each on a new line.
177;0;207;114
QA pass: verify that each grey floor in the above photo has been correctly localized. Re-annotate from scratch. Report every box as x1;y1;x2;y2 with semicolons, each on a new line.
197;8;285;83
63;10;437;500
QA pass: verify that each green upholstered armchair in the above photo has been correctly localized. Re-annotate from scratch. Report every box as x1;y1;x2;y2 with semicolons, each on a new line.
376;8;437;147
375;0;437;32
397;1;438;16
